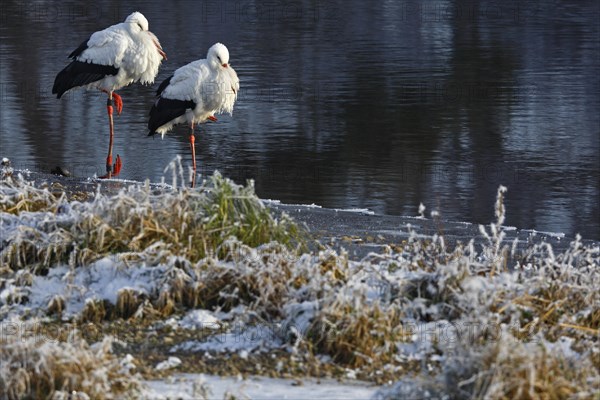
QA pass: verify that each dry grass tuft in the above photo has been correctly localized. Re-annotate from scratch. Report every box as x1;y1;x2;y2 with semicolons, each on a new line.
0;328;142;399
115;289;145;320
0;174;64;215
46;295;65;317
310;297;408;369
151;241;304;317
478;339;599;400
79;299;108;324
374;332;599;399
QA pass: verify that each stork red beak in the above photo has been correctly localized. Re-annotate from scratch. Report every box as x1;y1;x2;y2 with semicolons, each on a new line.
148;31;167;60
159;47;167;60
222;63;228;68
156;41;167;60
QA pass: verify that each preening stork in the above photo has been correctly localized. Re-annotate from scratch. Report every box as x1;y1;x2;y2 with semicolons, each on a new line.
148;43;239;187
52;11;167;178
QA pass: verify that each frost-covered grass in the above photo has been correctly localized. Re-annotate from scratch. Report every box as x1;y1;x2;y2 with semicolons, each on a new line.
1;165;599;399
373;332;598;399
1;163;303;272
0;324;143;399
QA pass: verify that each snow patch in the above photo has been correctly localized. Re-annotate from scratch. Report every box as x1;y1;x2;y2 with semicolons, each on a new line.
156;356;182;371
179;310;221;330
143;374;379;399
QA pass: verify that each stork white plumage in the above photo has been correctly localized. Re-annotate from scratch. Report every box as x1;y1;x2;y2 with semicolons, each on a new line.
148;43;239;187
53;11;167;178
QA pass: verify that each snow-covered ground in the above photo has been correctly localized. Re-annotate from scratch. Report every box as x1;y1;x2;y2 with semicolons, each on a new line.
144;374;379;399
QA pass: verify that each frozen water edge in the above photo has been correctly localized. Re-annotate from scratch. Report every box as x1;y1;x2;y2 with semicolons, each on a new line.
143;373;380;400
10;169;595;256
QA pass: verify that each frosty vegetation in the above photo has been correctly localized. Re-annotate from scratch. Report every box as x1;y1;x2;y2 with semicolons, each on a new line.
0;161;598;399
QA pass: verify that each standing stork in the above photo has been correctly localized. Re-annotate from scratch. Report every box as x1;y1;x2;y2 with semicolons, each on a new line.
148;43;239;187
52;11;167;178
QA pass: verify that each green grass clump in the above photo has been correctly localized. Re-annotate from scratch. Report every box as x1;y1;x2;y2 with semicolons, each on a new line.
1;171;304;271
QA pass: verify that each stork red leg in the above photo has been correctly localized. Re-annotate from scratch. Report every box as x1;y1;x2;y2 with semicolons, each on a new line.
112;92;123;115
100;91;122;179
189;124;197;188
101;89;123;114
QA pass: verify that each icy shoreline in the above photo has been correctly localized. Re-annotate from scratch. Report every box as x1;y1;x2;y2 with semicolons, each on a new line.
8;169;596;255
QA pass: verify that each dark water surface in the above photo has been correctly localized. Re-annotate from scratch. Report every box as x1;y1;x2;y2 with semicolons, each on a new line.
1;1;598;239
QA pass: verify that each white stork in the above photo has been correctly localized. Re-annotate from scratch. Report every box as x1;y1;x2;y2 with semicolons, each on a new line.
53;11;167;178
148;43;239;187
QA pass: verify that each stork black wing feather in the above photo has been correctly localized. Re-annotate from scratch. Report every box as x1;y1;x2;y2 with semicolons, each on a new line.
52;61;119;99
68;36;91;59
155;75;173;96
147;98;196;136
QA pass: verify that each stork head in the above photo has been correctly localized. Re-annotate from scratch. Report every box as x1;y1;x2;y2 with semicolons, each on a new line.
208;43;230;69
126;12;149;32
126;12;167;60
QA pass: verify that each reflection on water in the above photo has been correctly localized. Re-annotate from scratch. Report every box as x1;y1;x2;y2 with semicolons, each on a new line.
0;1;598;239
